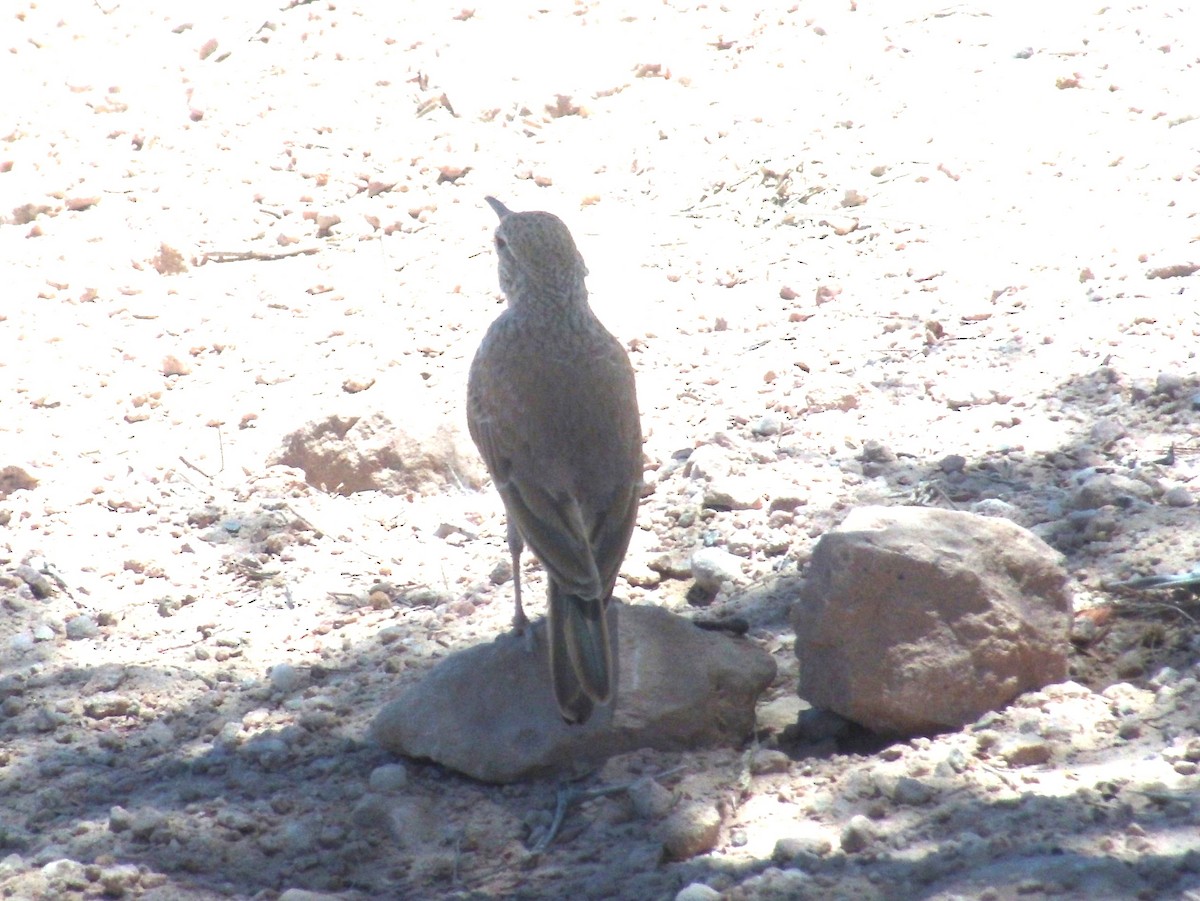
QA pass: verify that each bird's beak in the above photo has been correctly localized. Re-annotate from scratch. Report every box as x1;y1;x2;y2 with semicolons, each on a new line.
484;196;511;219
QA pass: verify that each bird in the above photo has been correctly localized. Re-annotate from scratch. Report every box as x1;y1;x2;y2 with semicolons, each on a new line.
466;196;643;725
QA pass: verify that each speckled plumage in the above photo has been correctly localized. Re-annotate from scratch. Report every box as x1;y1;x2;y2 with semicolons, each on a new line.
467;197;642;724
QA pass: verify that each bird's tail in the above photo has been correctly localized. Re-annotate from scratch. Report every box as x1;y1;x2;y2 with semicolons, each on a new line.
548;583;613;725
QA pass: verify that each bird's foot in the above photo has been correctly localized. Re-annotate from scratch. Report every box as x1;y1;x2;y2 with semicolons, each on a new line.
512;608;535;652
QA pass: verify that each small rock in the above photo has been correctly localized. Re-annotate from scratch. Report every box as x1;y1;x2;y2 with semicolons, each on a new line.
13;565;53;598
675;883;722;901
628;777;676;820
350;796;395;835
41;859;88;890
1155;372;1185;396
661;802;722;860
969;498;1025;524
939;454;967;474
997;736;1053;767
1072;473;1154;510
859;440;896;464
488;559;513;585
9;632;35;653
1148;666;1180;690
279;890;350;901
690;547;744;592
1070;614;1099;645
1163;486;1194;507
1117;717;1141;740
840;815;874;853
109;807;133;833
648;552;695;580
751;413;785;437
1089;417;1126;447
368;763;409;793
890;776;933;806
1115;650;1147;679
84;695;137;719
622;558;662;588
0;465;38;498
749;749;791;775
269;663;304;693
703;475;764;511
0;854;26;876
99;863;142;896
724;528;756;557
773;830;833;863
684;444;732;481
65;616;99;640
130;809;168;841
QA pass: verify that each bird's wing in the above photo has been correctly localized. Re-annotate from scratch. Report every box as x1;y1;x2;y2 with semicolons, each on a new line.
500;472;605;601
468;406;604;599
590;476;641;596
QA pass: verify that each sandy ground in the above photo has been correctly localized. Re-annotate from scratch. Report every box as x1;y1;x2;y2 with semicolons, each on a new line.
2;1;1199;899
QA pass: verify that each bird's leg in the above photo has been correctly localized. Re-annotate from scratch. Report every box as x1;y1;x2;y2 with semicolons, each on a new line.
507;521;532;645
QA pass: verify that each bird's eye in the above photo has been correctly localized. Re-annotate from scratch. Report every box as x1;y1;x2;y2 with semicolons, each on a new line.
494;235;507;251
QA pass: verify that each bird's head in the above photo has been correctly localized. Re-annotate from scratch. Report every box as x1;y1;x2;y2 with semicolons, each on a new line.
485;197;589;305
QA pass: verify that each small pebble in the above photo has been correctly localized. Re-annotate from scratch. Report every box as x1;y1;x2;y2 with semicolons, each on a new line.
269;663;304;693
368;763;409;793
773;831;832;862
9;632;35;653
108;807;133;833
99;864;142;896
689;547;744;592
628;777;676;819
1163;486;1194;507
1117;718;1142;740
1155;372;1184;396
840;814;874;853
998;737;1053;767
939;454;967;474
65;616;99;640
661;802;722;860
750;749;791;775
891;776;934;806
0;854;25;876
675;883;722;901
751;413;784;437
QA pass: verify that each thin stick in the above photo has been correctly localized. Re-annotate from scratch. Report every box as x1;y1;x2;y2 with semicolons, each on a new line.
531;765;685;854
201;247;318;264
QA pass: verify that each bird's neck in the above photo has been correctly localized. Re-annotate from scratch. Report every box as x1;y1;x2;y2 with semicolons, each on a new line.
508;282;590;317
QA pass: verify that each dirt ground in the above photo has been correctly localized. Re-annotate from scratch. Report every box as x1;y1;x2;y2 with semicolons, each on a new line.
2;1;1199;899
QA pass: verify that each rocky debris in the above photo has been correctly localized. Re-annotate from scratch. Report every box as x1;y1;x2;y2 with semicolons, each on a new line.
793;506;1072;735
0;465;38;498
271;410;485;496
371;602;776;782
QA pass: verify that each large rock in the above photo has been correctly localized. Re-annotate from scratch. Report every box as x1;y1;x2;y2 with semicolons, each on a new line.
792;506;1072;736
271;410;485;496
372;602;776;783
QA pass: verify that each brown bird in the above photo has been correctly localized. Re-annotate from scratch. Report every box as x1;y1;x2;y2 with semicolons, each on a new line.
467;197;642;724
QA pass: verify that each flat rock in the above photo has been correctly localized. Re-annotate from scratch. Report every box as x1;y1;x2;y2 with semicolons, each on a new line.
371;602;776;783
792;506;1072;735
